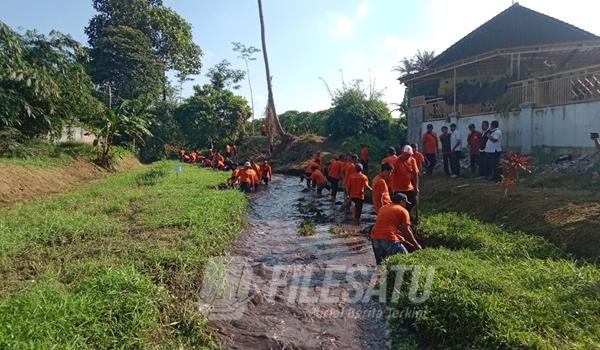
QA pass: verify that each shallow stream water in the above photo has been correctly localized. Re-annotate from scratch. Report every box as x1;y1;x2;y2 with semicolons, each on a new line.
207;175;390;349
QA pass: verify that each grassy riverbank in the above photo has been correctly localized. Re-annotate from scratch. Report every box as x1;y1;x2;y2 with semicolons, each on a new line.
386;207;600;349
0;161;247;348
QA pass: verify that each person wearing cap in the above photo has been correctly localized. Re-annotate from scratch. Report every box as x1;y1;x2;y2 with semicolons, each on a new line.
372;163;393;214
370;193;422;265
381;147;398;166
238;162;257;193
422;124;439;175
391;145;419;212
347;163;372;225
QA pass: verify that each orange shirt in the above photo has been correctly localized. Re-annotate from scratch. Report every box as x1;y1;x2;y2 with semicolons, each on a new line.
370;204;411;241
239;168;257;184
412;151;425;171
422;132;439;154
305;161;319;174
314;154;322;165
381;154;398;165
391;156;419;192
343;162;357;188
328;160;343;180
361;147;369;161
178;149;185;157
231;168;240;180
372;175;391;214
310;169;327;185
261;164;272;178
348;173;369;199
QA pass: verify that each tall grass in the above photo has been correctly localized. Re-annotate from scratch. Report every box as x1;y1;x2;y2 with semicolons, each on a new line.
0;161;247;348
385;209;600;349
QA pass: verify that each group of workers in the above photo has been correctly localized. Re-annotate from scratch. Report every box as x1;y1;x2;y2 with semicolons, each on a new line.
300;144;425;264
229;160;273;193
178;144;239;171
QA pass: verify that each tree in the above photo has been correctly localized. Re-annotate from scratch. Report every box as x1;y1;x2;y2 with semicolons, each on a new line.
0;22;103;139
89;99;152;169
257;0;288;144
175;85;251;149
393;50;436;76
206;59;245;91
326;81;392;139
232;42;261;134
89;25;164;103
86;0;202;98
138;100;183;163
279;109;330;136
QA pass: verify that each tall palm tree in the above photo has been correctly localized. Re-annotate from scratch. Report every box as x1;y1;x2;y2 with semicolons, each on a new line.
257;0;289;143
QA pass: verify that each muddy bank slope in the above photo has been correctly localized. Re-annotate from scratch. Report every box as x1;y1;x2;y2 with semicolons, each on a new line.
421;176;600;261
0;156;141;204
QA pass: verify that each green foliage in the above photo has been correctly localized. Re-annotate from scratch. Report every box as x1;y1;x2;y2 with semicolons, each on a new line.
326;81;393;139
87;99;152;169
0;162;246;348
86;0;202;79
0;139;97;166
279;109;331;136
206;59;246;91
89;25;164;102
176;85;251;149
393;49;436;76
139;101;183;163
299;218;317;236
0;22;104;138
134;166;167;186
385;208;600;349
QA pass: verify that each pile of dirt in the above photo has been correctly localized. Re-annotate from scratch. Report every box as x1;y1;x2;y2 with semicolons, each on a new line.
421;176;600;261
0;156;141;204
239;135;340;176
537;153;600;175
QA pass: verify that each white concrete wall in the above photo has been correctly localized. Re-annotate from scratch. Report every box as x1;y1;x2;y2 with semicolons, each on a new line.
56;126;96;144
416;100;600;153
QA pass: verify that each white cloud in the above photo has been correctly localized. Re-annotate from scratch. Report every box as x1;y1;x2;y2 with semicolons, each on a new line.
333;15;354;37
356;2;369;18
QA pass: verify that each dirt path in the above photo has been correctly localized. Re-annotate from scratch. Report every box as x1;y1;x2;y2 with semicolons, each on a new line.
208;175;390;349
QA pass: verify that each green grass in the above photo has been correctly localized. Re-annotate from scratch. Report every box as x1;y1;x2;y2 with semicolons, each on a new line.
0;140;132;167
385;208;600;350
0;161;247;348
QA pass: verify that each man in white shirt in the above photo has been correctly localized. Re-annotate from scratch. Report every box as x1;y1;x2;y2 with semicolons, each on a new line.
449;123;462;178
484;120;503;181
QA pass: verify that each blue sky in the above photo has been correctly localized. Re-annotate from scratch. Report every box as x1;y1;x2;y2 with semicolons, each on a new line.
2;0;599;118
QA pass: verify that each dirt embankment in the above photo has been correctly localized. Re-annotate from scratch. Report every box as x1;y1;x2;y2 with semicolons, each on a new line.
421;177;600;261
0;156;141;204
238;135;343;176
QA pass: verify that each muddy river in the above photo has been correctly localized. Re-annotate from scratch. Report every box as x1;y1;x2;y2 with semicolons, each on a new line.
204;175;392;349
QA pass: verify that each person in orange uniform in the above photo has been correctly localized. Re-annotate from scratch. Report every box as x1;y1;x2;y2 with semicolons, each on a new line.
260;123;268;136
381;147;398;165
411;143;426;173
360;144;369;172
224;144;232;158
370;193;422;265
310;165;331;195
347;163;372;225
303;159;320;188
342;154;360;191
314;151;323;166
190;150;198;163
250;161;261;190
261;161;273;185
229;165;240;188
327;154;345;202
422;124;439;175
238;162;257;193
391;145;420;213
178;148;185;161
372;163;393;214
